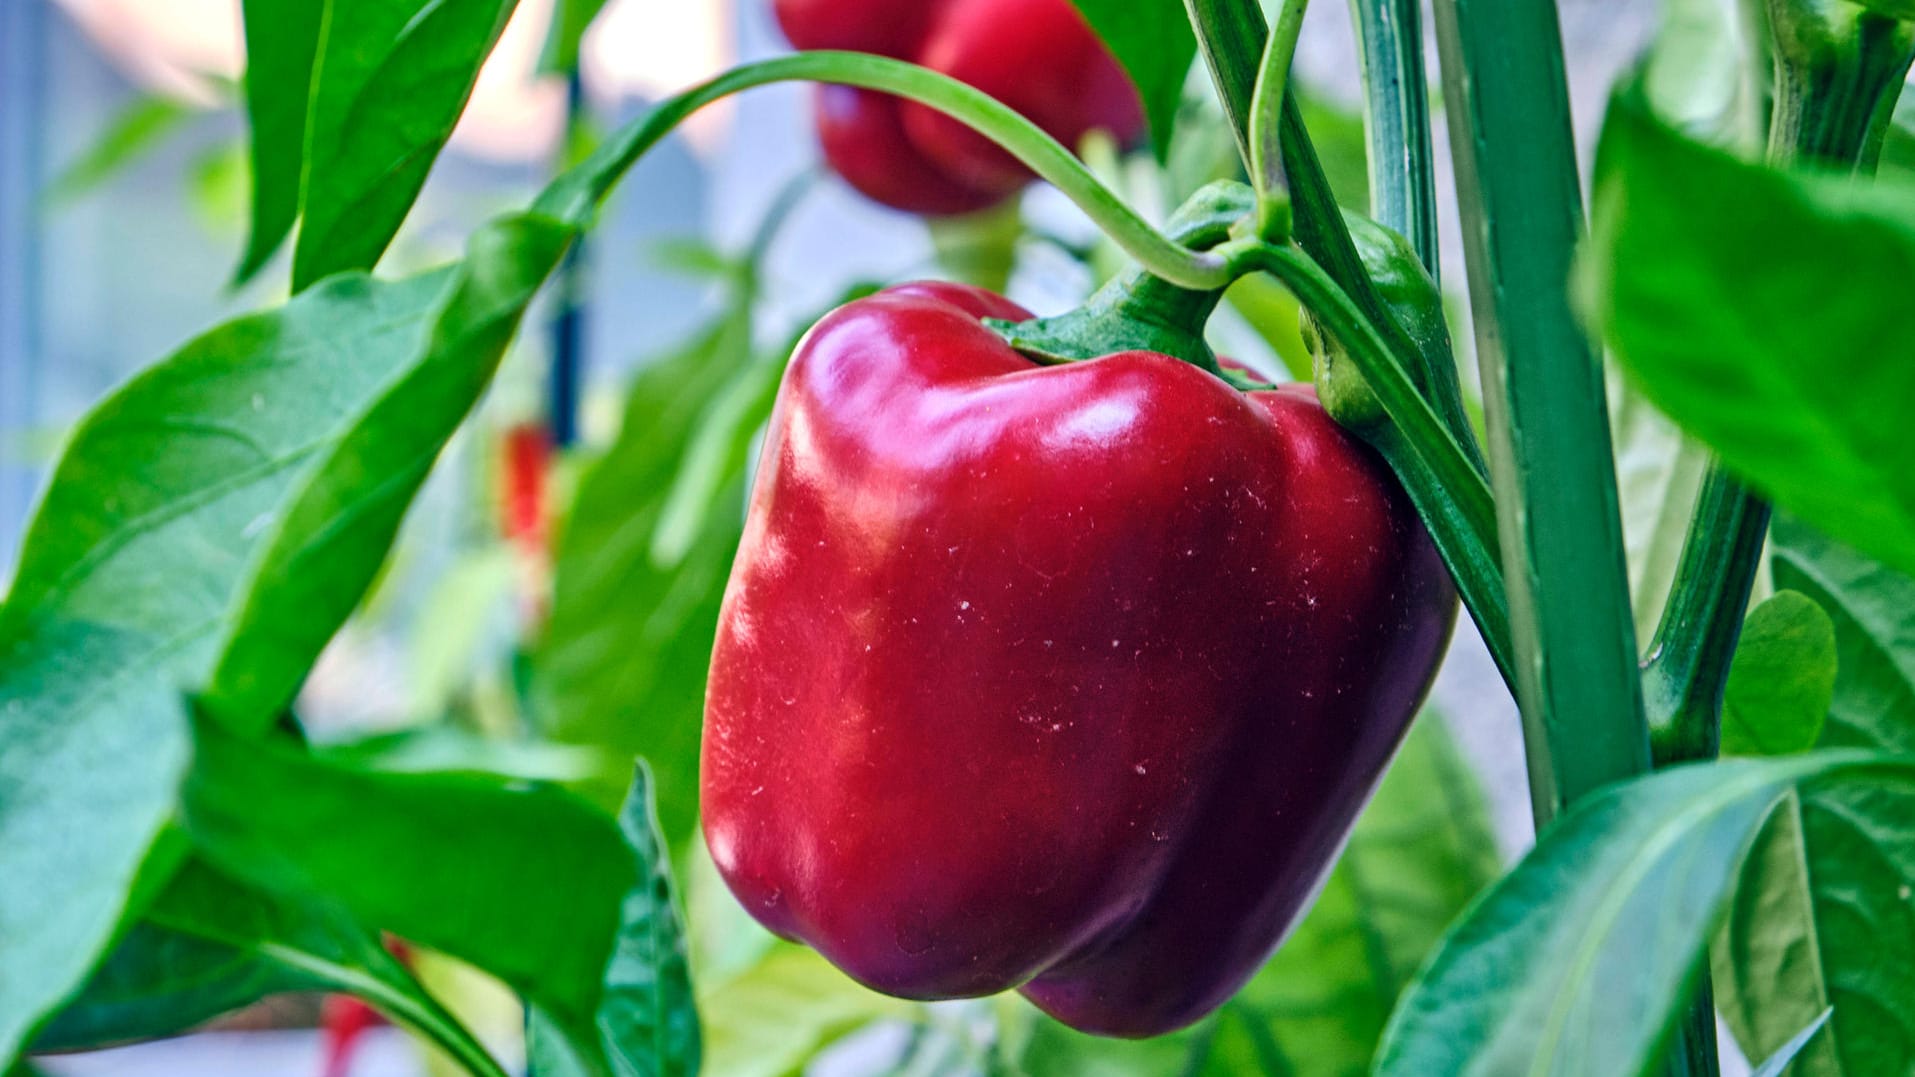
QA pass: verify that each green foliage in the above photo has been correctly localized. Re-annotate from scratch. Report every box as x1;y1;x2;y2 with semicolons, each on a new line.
238;0;522;288
700;946;912;1077
1589;86;1915;580
45;96;193;206
1378;753;1915;1077
1064;0;1197;160
32;920;323;1051
0;237;552;1057
539;0;613;74
1722;590;1837;757
536;305;757;838
1714;517;1915;1077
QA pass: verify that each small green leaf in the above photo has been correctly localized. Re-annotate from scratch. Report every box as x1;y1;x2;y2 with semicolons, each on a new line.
1377;752;1915;1077
1588;85;1915;579
1714;517;1915;1077
1723;590;1837;757
1852;0;1915;18
1064;0;1196;160
235;0;325;283
45;96;193;207
289;0;521;289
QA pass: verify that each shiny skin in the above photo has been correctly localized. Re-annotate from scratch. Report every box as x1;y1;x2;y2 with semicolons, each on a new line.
702;282;1455;1036
900;0;1143;191
773;0;1144;215
814;86;1021;216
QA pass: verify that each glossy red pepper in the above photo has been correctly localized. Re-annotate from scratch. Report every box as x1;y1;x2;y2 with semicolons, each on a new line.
773;0;1144;215
702;281;1456;1036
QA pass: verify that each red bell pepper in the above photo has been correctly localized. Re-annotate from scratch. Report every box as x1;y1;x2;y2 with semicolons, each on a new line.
702;281;1455;1036
774;0;1144;215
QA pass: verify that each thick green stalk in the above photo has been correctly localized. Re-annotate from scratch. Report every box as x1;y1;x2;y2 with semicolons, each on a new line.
1349;0;1441;277
1430;0;1651;824
533;53;1230;290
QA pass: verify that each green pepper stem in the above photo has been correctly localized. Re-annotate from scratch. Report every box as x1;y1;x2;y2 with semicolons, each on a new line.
1349;0;1441;277
1248;0;1312;241
532;52;1230;291
1229;240;1513;685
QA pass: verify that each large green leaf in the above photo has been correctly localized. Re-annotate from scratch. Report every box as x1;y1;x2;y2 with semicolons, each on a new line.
1377;753;1915;1077
182;718;695;1075
1714;517;1915;1076
1588;85;1915;578
141;858;502;1076
1010;716;1500;1077
284;0;521;289
1065;0;1195;159
536;310;756;838
33;921;318;1051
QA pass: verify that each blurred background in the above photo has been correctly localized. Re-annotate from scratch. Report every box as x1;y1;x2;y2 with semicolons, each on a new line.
1;0;1684;1073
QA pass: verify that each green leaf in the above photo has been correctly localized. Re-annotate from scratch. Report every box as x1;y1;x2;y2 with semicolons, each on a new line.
45;96;193;207
538;0;612;74
33;921;319;1050
1064;0;1195;160
289;0;521;289
0;215;565;1060
1588;84;1915;579
0;628;191;1060
1722;590;1837;757
1714;517;1915;1077
700;946;910;1077
1753;1011;1835;1077
1853;0;1915;19
236;0;325;283
317;724;610;782
536;310;756;837
144;858;506;1077
1376;752;1915;1077
202;214;569;725
181;717;697;1075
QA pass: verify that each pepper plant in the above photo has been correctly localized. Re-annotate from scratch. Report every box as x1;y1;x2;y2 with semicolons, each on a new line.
5;0;1915;1074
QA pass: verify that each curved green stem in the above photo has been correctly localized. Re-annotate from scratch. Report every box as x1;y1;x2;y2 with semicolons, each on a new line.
1642;471;1770;765
1230;240;1513;684
532;52;1230;291
1349;0;1441;278
1185;0;1485;473
1248;0;1312;240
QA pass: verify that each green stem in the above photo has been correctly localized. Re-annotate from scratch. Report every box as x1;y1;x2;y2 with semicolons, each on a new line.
532;52;1229;291
1430;0;1651;825
1232;241;1512;681
1642;470;1771;766
1248;0;1312;240
1348;0;1441;278
1185;0;1485;473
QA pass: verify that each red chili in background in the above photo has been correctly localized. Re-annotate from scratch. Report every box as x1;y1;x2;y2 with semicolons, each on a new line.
773;0;1145;215
701;282;1455;1036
